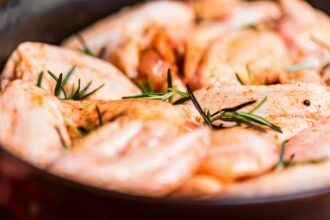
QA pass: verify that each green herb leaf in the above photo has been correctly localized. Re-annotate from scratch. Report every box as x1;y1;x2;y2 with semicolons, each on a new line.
47;70;67;98
236;112;282;133
248;96;267;114
172;97;191;105
37;71;44;88
235;72;244;85
277;141;288;171
122;69;189;104
187;85;214;127
167;69;173;91
285;60;315;73
96;105;104;126
246;64;255;85
47;67;104;100
167;69;173;102
63;65;76;86
242;23;257;30
77;34;94;56
187;88;282;133
54;73;64;97
220;100;257;113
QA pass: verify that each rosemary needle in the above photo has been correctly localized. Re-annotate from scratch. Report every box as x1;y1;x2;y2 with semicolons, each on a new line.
277;141;288;171
47;66;104;100
77;33;94;56
37;71;44;88
235;72;244;85
186;86;282;133
122;69;189;104
96;105;104;126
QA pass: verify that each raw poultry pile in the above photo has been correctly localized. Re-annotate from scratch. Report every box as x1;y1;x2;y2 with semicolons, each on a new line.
1;0;330;198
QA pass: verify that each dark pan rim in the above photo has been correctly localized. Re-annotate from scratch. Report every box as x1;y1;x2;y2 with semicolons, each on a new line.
1;145;330;206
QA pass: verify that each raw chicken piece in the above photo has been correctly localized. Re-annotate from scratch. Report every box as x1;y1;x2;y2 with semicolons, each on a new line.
196;29;291;88
63;1;193;92
51;128;210;197
174;174;224;198
190;0;242;20
198;128;278;182
0;80;70;167
185;1;282;88
63;1;193;56
61;99;187;133
180;83;330;141
174;127;278;198
280;69;325;85
224;161;330;197
278;0;330;72
285;118;330;163
0;42;140;100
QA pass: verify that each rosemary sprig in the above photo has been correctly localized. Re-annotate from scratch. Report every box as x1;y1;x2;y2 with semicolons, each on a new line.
54;73;63;97
76;118;95;137
67;80;105;100
235;72;244;85
63;65;76;86
186;85;213;127
47;70;67;98
277;141;288;171
242;23;257;30
122;69;189;104
77;33;94;56
136;77;154;93
37;71;44;88
122;88;188;102
248;96;267;114
310;35;330;51
246;64;254;85
47;67;104;100
285;60;316;73
276;140;327;171
167;69;173;103
235;65;254;85
96;105;104;126
187;85;282;133
74;106;105;138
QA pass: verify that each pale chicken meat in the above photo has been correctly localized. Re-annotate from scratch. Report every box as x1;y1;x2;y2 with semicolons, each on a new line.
285;118;330;163
196;29;291;88
174;174;224;198
190;0;242;20
277;0;330;84
0;80;70;167
278;0;330;64
224;161;330;198
175;127;278;198
0;42;140;100
185;1;282;88
198;128;278;182
63;1;193;57
63;1;194;92
279;69;325;85
61;99;187;133
180;83;330;141
51;128;210;197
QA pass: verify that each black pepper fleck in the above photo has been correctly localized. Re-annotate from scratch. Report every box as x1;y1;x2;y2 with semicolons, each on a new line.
303;100;311;106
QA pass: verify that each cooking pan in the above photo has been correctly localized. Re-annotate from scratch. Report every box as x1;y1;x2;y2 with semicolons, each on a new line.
1;0;330;219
